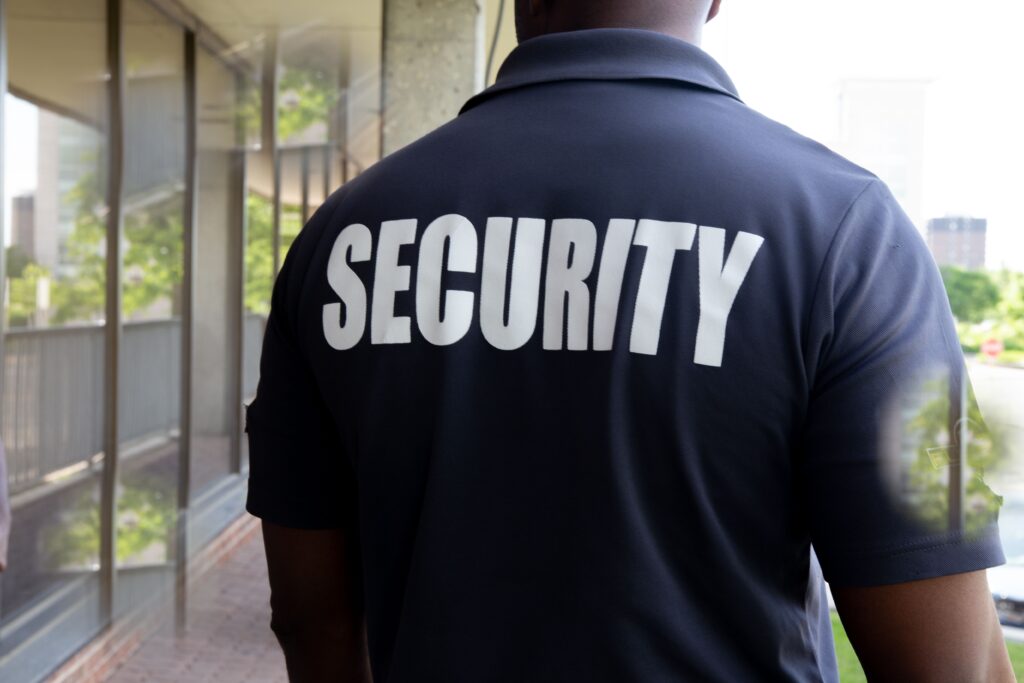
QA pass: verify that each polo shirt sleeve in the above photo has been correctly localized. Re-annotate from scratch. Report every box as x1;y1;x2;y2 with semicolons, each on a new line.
245;202;354;530
802;179;1005;588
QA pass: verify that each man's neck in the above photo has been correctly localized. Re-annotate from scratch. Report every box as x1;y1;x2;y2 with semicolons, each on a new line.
535;3;707;47
546;21;704;47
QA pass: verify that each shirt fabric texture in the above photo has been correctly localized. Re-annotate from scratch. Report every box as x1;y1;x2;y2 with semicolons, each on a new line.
245;28;1004;683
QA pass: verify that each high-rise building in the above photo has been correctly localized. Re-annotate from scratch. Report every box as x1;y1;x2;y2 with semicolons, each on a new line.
838;79;929;229
926;216;988;270
10;192;35;258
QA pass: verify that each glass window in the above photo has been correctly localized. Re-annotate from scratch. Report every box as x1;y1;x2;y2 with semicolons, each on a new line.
344;27;382;178
115;0;184;614
0;0;108;670
242;152;271;404
190;46;243;500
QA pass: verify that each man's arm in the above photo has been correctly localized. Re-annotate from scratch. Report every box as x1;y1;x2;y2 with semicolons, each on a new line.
261;521;372;683
832;570;1013;683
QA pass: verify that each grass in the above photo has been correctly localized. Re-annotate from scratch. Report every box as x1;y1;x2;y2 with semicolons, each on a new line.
830;612;1024;681
997;349;1024;365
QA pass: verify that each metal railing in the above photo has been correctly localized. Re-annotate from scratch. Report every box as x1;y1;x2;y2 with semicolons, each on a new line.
2;314;266;495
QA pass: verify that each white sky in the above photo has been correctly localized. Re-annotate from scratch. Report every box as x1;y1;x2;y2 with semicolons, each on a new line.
4;95;39;232
703;0;1024;271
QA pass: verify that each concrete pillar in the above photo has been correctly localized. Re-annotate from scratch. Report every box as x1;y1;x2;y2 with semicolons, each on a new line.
381;0;484;156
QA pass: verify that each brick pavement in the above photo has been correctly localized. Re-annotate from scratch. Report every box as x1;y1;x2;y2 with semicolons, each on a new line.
104;521;288;683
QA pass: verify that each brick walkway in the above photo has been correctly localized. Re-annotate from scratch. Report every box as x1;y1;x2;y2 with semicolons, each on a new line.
104;522;288;683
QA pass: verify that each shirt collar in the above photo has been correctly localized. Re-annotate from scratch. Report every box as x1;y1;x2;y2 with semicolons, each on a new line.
461;28;742;114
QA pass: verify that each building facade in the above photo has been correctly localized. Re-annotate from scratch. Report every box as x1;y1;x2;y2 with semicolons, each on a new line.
0;1;511;680
927;216;988;270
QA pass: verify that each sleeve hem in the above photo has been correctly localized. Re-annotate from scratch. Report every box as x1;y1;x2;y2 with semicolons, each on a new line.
246;484;348;531
820;526;1006;588
245;479;350;532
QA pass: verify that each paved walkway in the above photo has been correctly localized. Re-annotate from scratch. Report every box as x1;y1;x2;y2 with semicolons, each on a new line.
105;521;288;682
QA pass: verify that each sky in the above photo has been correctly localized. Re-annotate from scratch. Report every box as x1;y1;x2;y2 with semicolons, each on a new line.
4;94;39;227
702;0;1024;271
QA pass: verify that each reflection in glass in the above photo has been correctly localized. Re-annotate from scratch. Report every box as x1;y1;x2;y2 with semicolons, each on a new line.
114;0;184;610
1;0;108;665
888;365;1005;536
191;47;243;498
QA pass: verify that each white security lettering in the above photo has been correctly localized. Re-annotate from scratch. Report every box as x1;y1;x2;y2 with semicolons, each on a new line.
630;220;697;355
371;219;417;344
694;227;764;367
543;219;597;351
323;214;764;366
416;214;478;346
323;223;373;350
592;219;637;351
480;217;546;350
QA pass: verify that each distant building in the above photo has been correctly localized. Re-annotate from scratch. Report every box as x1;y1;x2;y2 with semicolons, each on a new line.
927;216;987;270
838;80;928;229
11;193;35;259
36;108;106;277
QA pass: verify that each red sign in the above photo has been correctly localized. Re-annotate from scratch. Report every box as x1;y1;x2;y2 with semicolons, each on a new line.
981;338;1004;359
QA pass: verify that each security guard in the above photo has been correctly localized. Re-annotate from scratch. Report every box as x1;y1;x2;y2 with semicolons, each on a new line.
246;1;1014;681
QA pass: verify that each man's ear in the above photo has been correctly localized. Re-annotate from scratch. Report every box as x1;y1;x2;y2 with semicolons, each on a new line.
707;0;723;22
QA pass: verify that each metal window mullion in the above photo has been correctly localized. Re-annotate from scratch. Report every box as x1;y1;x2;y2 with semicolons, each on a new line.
0;0;8;378
0;0;8;621
230;146;246;475
175;27;198;635
262;31;281;276
378;0;388;162
100;0;126;625
300;145;310;224
948;361;967;533
229;67;249;476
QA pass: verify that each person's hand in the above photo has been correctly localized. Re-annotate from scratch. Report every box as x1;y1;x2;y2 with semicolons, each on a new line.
0;438;10;572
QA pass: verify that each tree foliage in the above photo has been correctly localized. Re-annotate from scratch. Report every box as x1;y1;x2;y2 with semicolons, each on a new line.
237;64;340;145
940;265;1001;323
278;65;339;142
43;473;175;568
5;65;334;328
246;193;274;315
6;244;31;279
904;376;1005;533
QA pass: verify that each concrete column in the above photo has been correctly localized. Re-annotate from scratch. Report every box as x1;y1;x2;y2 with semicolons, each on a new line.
381;0;484;156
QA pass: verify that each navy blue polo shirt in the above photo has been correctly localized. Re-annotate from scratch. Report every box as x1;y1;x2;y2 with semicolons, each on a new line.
246;28;1004;682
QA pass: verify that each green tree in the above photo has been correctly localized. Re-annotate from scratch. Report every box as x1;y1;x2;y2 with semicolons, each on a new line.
939;266;1000;323
993;270;1024;351
122;199;184;316
51;169;107;324
237;64;340;145
43;473;175;568
278;66;339;142
903;376;1004;534
10;171;186;326
5;244;31;279
246;193;274;315
6;262;53;328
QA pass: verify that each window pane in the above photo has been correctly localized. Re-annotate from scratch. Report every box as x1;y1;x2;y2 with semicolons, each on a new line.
191;47;242;499
0;0;107;671
115;0;184;614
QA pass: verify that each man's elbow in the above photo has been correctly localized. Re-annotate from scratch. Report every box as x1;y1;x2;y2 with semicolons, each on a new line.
269;608;347;650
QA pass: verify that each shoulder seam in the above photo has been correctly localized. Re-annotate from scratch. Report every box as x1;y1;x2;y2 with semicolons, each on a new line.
803;178;880;387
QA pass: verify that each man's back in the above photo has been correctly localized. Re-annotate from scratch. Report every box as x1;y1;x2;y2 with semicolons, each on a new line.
246;29;1005;682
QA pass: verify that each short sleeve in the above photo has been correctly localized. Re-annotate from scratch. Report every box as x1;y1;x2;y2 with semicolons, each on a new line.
801;180;1005;587
245;203;354;530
